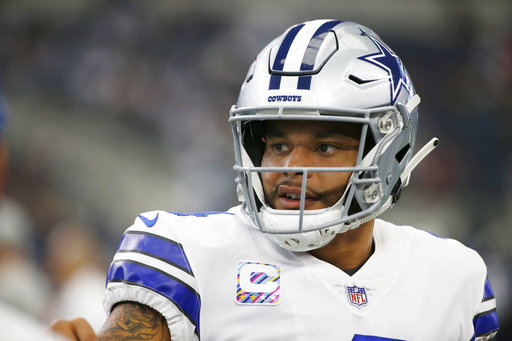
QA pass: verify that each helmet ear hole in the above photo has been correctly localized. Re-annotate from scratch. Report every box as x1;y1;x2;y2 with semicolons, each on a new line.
347;197;363;216
395;143;411;164
362;129;376;158
242;121;267;166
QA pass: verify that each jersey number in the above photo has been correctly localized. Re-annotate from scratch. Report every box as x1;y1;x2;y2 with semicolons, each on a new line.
352;335;405;341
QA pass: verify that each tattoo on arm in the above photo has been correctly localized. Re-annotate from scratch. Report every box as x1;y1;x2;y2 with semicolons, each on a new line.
98;302;171;341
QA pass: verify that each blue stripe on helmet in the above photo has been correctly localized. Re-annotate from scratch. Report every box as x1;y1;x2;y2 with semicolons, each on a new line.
107;260;201;333
297;19;343;90
269;23;305;90
117;231;194;275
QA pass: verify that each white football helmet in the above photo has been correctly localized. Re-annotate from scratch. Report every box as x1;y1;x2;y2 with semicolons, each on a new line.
230;19;438;252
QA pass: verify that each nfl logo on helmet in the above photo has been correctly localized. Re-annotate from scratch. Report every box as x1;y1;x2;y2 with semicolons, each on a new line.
347;285;368;306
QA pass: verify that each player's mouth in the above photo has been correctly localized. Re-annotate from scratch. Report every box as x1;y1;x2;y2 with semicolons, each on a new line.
276;185;318;209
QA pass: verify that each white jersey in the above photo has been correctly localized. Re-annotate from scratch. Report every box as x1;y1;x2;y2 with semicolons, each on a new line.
104;206;498;341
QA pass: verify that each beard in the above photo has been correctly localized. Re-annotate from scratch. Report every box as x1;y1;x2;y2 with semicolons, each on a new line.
263;179;347;210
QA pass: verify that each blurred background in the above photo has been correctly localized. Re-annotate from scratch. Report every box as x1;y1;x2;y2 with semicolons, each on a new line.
0;0;510;338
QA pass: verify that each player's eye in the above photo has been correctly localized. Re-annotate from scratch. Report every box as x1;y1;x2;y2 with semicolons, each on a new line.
317;144;336;153
272;143;287;153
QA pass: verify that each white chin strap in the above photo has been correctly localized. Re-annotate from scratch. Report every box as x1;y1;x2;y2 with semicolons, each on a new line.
260;176;352;252
262;207;343;251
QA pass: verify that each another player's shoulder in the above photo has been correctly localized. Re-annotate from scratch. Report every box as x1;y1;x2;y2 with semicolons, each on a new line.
377;219;486;275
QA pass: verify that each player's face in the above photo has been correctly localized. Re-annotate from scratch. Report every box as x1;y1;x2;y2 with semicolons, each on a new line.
261;120;360;210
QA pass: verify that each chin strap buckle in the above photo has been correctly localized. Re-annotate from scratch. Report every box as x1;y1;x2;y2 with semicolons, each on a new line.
391;178;402;204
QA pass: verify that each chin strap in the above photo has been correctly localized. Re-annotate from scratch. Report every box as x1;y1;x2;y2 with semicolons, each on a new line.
401;137;439;187
342;137;440;231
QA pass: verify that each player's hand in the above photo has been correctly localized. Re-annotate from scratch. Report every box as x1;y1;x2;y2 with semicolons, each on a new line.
49;318;99;341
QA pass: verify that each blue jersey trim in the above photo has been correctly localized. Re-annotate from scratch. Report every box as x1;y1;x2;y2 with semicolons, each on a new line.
269;24;305;90
118;231;194;275
297;19;343;90
137;213;160;227
483;277;495;301
473;308;499;337
472;277;499;336
107;260;201;332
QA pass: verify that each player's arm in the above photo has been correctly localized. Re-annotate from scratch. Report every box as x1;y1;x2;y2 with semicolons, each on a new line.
50;302;171;341
98;302;171;341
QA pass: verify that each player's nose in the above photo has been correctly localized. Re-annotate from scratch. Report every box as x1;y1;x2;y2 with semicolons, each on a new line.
282;147;313;178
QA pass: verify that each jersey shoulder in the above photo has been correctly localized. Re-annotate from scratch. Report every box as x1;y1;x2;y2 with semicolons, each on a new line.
379;219;486;277
103;208;240;341
118;208;243;253
376;219;499;340
131;208;239;232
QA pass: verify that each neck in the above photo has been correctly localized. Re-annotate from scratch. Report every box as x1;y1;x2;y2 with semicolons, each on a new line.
308;219;375;271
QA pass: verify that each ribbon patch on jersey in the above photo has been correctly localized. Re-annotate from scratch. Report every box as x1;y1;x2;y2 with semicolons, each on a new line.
236;261;280;305
347;285;368;307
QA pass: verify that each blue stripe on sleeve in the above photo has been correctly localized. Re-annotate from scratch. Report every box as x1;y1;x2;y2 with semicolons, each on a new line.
118;231;194;275
483;277;495;301
473;308;499;337
472;277;499;337
107;260;201;331
269;23;305;90
297;19;343;90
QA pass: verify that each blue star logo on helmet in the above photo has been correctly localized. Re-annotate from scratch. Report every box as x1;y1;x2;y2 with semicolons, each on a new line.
358;29;412;105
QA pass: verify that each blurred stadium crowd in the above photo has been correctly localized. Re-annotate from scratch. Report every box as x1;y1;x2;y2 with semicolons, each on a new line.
0;0;510;338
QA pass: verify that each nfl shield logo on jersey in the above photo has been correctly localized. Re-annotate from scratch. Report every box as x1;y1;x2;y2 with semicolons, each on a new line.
347;285;368;306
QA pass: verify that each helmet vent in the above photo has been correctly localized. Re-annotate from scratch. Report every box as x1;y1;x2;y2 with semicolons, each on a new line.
395;144;410;164
348;74;376;85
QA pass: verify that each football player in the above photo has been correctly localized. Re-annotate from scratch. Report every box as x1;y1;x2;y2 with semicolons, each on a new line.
51;19;498;340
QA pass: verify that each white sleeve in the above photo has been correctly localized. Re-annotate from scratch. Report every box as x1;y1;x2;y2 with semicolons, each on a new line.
103;211;200;341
